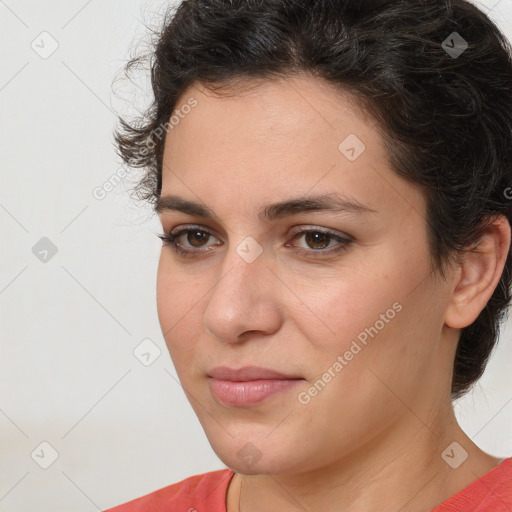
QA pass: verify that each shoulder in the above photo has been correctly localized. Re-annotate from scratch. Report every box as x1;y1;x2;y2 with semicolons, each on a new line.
103;468;235;512
432;457;512;512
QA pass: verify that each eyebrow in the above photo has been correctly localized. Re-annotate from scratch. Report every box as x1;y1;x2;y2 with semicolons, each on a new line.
155;193;377;221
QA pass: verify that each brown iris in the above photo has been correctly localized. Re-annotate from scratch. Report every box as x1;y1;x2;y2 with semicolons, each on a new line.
187;230;210;247
304;232;331;250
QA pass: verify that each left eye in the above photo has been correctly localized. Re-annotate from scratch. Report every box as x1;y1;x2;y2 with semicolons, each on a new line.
288;229;352;253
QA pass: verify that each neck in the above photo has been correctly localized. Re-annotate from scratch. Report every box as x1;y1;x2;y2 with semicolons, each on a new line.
233;403;499;512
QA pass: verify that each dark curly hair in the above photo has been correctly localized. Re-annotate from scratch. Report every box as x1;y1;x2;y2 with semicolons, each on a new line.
113;0;512;400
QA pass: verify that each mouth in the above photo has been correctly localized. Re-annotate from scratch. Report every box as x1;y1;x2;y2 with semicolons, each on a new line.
207;366;305;407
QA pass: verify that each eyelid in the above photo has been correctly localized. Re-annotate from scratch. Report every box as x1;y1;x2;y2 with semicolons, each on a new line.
288;225;352;240
167;223;350;239
170;223;221;238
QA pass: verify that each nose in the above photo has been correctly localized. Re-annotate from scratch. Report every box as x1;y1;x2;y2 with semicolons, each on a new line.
202;240;282;344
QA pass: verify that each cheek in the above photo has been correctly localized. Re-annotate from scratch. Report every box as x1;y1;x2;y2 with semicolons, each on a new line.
292;252;436;382
291;269;402;354
156;256;204;365
156;257;176;335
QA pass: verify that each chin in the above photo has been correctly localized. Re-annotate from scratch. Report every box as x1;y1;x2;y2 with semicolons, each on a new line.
205;429;307;476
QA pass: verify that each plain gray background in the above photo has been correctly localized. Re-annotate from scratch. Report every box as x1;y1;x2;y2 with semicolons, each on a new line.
1;1;511;510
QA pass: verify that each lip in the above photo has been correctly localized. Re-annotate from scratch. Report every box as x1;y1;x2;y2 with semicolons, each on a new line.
208;365;301;381
208;366;304;407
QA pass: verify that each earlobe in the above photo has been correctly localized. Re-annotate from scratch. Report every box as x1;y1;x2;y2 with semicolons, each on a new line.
445;216;511;330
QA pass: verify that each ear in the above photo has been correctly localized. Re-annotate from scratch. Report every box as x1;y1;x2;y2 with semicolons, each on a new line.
444;215;511;329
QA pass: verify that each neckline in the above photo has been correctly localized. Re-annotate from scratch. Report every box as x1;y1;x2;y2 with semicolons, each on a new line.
431;457;511;509
223;458;512;512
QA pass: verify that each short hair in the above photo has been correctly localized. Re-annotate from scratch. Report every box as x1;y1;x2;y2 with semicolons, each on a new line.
113;0;512;400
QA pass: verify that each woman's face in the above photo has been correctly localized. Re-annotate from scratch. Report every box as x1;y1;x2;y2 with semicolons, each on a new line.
156;75;456;475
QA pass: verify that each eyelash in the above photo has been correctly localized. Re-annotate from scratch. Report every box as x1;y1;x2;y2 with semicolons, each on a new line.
157;225;353;258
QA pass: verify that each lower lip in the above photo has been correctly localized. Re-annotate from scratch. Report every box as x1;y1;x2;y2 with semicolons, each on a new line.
208;378;303;406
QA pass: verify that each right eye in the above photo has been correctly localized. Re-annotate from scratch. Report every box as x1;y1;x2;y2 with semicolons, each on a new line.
157;226;222;256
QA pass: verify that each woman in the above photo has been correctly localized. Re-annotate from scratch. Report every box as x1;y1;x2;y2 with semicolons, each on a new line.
105;0;512;510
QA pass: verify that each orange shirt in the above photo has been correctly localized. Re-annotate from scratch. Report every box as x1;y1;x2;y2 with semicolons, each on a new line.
431;457;512;512
104;457;512;512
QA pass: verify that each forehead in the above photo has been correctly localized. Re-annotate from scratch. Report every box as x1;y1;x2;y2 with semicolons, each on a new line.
171;75;377;143
160;75;424;225
163;75;383;176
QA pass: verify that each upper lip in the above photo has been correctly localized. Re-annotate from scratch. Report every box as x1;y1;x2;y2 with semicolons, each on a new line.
208;366;301;381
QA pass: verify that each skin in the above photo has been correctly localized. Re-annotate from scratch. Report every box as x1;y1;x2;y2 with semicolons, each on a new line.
155;74;510;512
